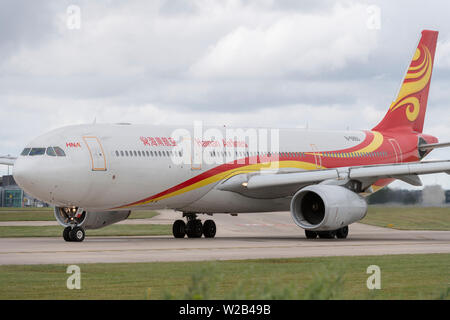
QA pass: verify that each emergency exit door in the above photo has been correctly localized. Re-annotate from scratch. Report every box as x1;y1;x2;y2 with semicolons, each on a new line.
83;136;107;171
388;138;403;163
310;144;322;169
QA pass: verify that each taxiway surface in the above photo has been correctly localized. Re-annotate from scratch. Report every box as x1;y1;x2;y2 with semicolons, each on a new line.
0;210;449;265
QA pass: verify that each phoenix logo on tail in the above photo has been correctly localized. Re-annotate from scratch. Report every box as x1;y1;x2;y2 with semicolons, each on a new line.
374;30;438;133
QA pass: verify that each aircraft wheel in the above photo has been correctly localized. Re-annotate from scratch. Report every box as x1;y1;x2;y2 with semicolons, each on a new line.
336;226;349;239
172;220;186;238
69;227;85;242
318;230;336;239
305;230;318;239
63;227;72;242
186;220;203;238
203;220;216;238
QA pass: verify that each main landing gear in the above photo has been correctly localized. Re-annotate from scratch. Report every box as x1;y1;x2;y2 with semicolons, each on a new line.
305;226;349;239
172;214;216;239
63;226;86;242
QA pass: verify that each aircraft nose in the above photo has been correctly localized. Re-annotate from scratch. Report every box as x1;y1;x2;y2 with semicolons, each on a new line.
13;152;89;206
13;157;58;203
13;158;36;193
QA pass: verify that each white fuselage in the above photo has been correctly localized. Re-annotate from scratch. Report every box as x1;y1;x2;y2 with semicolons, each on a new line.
13;123;413;213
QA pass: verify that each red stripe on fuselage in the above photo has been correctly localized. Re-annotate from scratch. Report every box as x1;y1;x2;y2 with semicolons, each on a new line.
114;131;382;209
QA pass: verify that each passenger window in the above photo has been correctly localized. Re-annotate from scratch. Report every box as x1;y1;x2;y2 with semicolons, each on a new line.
138;151;142;157
115;151;119;157
29;148;46;156
21;148;31;156
46;147;56;157
120;151;124;156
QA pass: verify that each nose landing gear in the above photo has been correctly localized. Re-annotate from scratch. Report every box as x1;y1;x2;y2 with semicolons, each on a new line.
172;213;216;239
63;226;85;242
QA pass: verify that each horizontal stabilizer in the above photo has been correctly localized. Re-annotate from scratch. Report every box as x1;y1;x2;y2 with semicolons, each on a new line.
418;141;450;150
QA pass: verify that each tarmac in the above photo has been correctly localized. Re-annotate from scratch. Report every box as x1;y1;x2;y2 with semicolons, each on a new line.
0;210;449;265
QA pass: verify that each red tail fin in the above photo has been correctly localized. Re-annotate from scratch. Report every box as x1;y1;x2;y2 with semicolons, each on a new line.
373;30;438;133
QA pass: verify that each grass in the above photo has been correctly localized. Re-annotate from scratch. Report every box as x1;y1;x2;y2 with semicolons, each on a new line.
0;207;54;221
0;254;448;300
128;210;159;220
362;206;450;230
0;208;159;221
0;224;171;238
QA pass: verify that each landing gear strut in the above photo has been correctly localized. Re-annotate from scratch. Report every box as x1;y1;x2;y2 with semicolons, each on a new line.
63;226;85;242
172;214;216;239
304;226;349;239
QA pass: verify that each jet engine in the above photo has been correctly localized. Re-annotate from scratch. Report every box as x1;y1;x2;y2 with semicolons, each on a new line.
54;206;131;230
290;185;367;231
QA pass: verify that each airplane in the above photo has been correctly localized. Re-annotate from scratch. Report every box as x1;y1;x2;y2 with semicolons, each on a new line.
1;30;450;242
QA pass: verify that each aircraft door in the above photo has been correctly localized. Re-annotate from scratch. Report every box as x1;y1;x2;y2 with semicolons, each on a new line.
83;136;107;171
310;144;322;169
388;138;403;163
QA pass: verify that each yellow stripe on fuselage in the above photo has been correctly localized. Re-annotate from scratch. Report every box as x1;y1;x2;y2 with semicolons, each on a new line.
125;161;323;208
357;131;384;153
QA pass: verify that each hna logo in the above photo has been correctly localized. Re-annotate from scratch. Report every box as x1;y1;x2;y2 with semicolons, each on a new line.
66;142;81;148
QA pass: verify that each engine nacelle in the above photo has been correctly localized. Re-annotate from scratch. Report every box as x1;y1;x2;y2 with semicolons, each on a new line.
290;185;367;231
54;207;131;230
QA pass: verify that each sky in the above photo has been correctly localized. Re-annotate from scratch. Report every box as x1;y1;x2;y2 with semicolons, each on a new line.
1;0;450;189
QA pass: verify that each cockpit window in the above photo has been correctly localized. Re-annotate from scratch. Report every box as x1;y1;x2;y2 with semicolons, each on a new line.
29;148;46;156
53;147;66;157
21;148;31;156
46;147;56;156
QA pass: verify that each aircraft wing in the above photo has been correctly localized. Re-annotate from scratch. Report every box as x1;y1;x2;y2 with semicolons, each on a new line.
0;156;16;166
218;160;450;197
247;160;450;189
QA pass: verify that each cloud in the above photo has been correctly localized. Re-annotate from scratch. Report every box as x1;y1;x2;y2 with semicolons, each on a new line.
1;0;450;188
190;3;378;79
436;40;450;69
